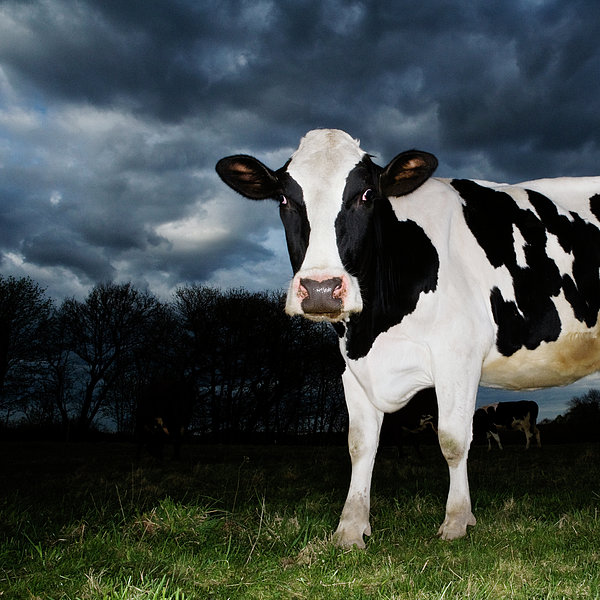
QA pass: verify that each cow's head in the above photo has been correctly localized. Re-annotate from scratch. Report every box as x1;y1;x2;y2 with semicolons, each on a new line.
216;129;437;322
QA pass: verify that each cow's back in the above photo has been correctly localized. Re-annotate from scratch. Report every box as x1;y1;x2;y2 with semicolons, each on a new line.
404;176;600;391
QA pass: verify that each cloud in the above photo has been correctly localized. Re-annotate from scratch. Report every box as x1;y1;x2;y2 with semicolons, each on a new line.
1;0;599;416
0;0;598;284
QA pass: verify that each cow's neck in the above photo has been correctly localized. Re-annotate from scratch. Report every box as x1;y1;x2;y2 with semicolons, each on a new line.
338;198;439;360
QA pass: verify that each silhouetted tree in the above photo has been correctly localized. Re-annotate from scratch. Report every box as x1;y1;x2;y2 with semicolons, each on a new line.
24;308;76;432
564;389;600;440
174;286;285;436
0;275;53;423
104;300;190;434
60;282;162;433
1;275;348;441
173;285;224;435
174;285;345;440
300;322;345;435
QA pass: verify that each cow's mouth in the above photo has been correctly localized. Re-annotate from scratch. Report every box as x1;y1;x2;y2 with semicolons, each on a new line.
300;295;343;316
301;309;345;323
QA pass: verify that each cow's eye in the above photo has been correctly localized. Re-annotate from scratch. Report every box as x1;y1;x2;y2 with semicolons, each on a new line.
360;189;374;205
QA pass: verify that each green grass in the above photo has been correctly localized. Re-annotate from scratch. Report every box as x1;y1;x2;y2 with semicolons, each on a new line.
1;441;599;599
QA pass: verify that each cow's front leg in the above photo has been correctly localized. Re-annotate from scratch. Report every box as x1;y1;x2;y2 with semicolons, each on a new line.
333;370;383;549
436;382;478;541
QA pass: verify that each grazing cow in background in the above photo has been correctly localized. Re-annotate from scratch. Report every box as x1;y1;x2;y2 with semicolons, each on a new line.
136;375;194;459
216;128;600;547
473;401;541;450
380;388;438;456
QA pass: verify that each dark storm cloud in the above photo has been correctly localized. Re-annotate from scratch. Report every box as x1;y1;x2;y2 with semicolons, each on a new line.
22;230;115;281
1;0;600;303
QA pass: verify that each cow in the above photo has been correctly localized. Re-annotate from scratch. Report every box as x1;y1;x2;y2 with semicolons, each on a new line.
136;375;194;460
379;388;438;456
473;400;541;450
216;128;600;547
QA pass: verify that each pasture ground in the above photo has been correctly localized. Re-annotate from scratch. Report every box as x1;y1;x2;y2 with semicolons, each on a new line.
1;439;599;599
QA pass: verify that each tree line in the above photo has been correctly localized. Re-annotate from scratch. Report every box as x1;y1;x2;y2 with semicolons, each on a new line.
0;275;346;440
2;274;598;444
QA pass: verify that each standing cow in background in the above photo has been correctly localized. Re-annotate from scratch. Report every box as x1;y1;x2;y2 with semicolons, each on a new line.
216;129;600;547
136;375;194;460
379;387;438;457
473;401;541;450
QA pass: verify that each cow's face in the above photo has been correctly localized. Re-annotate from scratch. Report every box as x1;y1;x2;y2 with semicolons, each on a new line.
216;129;437;322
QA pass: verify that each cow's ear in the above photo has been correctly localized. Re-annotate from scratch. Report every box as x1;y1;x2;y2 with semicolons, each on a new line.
216;155;281;200
379;150;438;197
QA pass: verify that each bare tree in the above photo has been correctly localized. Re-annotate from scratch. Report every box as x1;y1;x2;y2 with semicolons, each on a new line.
59;282;161;432
104;300;188;434
1;275;346;440
42;310;76;429
564;389;600;440
0;275;53;423
174;285;345;439
173;285;223;435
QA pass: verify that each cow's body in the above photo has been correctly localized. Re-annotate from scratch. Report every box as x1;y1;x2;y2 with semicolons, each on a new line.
473;400;541;450
216;129;600;547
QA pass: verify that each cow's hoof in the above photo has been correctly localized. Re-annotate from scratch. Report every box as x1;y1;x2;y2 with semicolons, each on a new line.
437;512;476;540
332;522;370;549
332;531;366;549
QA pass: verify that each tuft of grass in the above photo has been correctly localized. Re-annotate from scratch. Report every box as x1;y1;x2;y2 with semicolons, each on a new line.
1;441;599;599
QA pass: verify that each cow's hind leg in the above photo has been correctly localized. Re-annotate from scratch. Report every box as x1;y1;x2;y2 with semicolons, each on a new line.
490;430;503;450
518;414;532;449
436;380;478;541
533;423;541;447
524;428;532;450
333;370;383;549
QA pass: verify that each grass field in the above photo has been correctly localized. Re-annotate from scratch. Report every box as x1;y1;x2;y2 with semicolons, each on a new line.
1;439;599;599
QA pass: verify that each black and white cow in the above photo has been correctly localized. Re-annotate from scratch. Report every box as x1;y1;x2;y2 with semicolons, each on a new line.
216;129;600;547
473;400;541;450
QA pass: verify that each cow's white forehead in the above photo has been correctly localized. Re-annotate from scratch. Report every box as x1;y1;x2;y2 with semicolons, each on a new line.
285;129;366;278
287;129;366;188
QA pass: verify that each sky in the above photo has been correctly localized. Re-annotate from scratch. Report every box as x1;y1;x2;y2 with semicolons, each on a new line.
1;0;600;418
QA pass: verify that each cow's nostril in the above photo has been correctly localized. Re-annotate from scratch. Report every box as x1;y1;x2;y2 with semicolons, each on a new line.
297;281;309;300
332;280;344;299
